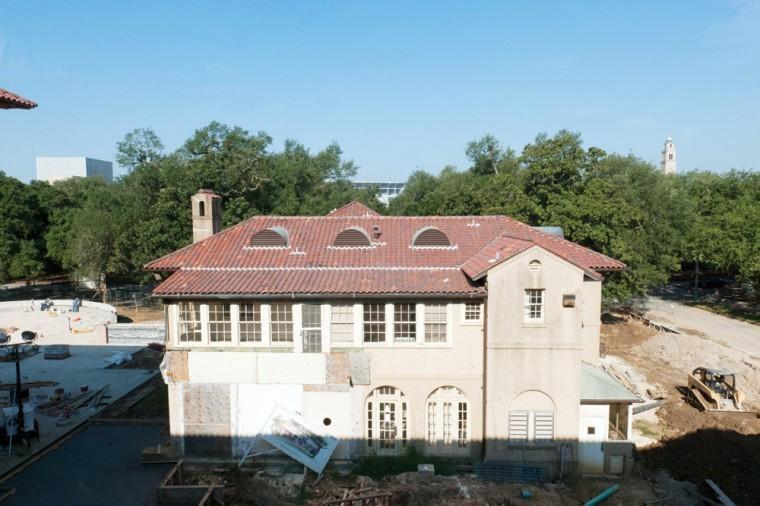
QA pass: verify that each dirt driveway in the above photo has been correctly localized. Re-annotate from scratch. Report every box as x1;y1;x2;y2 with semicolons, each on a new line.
647;296;760;358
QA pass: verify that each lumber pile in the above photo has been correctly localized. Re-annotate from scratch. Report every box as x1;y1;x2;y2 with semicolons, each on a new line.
36;385;110;425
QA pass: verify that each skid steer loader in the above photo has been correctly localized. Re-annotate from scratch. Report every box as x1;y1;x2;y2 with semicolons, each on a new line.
687;367;750;412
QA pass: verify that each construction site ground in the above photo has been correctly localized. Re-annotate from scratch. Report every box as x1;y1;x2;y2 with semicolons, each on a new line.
601;298;760;505
0;302;164;473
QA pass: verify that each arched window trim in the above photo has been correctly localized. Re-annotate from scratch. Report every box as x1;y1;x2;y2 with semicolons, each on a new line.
509;390;555;444
331;227;373;248
411;226;455;248
246;226;290;248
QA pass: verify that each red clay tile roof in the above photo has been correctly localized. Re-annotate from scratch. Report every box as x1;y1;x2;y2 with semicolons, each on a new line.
147;202;625;297
0;88;38;109
327;201;380;217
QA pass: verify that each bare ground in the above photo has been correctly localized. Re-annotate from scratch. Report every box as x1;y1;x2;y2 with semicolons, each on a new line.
601;314;760;505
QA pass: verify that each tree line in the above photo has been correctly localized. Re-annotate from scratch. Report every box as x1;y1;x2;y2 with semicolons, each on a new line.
0;124;757;302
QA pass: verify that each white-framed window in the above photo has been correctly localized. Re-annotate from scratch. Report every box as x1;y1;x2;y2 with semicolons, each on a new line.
426;386;469;454
239;302;262;342
270;302;293;343
208;302;231;343
366;386;408;454
178;302;202;343
424;303;447;343
363;303;386;343
330;304;354;344
524;289;545;323
463;302;482;323
393;303;416;343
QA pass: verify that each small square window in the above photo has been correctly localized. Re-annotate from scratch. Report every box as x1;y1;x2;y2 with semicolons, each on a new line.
587;426;595;435
464;302;481;321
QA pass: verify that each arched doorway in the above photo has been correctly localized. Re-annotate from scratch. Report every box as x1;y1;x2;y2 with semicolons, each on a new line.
366;386;408;454
426;386;469;455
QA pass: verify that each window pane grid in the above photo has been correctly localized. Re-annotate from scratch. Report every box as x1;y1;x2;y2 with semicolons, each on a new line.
208;303;231;342
363;303;386;343
239;303;261;342
178;302;202;342
331;304;354;343
458;402;468;448
393;303;416;342
425;304;447;343
270;303;293;343
464;302;481;321
524;289;544;321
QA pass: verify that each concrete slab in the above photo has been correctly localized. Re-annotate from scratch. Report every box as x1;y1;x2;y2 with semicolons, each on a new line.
0;346;153;475
0;303;114;346
1;423;171;506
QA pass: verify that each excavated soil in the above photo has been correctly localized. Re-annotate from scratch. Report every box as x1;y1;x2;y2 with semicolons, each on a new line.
601;315;760;505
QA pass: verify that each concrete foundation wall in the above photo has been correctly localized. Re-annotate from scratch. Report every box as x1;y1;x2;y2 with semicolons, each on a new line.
107;323;165;345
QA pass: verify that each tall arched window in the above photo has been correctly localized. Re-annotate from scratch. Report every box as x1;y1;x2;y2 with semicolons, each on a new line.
426;386;469;455
366;386;407;454
198;201;205;217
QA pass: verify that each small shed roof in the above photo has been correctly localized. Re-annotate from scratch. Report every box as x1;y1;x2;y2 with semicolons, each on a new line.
581;363;641;404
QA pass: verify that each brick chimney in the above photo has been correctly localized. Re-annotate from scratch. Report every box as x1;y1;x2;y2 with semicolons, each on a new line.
191;189;222;243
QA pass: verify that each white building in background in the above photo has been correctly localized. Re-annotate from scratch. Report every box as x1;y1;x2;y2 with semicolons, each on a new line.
352;181;405;205
35;157;113;183
660;137;677;175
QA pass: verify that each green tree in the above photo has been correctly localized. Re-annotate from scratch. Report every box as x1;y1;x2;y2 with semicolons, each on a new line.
116;128;165;171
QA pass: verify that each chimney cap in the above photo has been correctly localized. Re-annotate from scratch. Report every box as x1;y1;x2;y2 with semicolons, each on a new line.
195;188;221;197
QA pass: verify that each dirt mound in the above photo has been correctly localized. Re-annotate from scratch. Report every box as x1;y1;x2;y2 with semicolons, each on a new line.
602;313;760;504
640;429;760;505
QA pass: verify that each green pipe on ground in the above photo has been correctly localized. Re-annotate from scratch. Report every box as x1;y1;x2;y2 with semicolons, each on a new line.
584;484;620;506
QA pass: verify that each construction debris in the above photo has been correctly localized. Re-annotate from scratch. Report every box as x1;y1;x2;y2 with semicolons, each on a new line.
43;344;71;360
36;385;110;425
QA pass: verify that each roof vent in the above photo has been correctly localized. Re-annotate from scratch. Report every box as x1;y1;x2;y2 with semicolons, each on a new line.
334;228;372;247
412;227;451;247
250;227;289;247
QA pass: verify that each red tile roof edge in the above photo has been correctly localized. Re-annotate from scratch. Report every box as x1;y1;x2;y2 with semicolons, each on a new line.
0;88;38;109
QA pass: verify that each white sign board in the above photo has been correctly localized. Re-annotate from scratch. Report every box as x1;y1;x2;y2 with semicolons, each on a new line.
259;404;338;474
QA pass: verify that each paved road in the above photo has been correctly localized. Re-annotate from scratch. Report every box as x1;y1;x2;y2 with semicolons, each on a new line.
647;296;760;359
2;423;171;506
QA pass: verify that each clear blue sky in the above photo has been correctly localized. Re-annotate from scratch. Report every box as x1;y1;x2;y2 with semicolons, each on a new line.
1;1;758;182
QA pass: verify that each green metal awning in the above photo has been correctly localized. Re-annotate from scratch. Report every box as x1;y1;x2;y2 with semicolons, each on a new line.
581;363;641;404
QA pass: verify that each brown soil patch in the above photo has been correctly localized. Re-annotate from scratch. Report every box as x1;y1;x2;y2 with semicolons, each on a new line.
109;346;164;369
116;306;164;323
601;314;760;504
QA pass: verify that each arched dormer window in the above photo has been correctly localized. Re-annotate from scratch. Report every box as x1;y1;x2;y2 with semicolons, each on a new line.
249;227;289;247
198;201;205;217
412;227;451;247
333;227;372;247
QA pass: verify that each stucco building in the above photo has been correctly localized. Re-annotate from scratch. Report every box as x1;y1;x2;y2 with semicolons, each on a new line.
148;191;639;476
